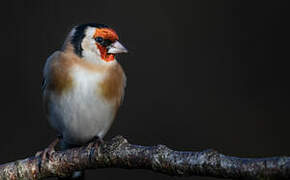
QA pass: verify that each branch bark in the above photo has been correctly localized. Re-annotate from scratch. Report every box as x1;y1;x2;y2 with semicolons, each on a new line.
0;136;289;180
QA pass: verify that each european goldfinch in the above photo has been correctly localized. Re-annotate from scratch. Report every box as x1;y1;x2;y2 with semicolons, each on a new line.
42;23;127;179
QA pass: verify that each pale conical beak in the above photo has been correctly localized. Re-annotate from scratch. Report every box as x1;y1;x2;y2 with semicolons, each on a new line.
107;41;128;54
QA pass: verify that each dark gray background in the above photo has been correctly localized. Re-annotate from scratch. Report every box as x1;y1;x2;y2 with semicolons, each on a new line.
1;1;290;180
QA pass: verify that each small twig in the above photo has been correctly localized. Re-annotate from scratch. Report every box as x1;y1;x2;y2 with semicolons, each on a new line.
0;136;289;180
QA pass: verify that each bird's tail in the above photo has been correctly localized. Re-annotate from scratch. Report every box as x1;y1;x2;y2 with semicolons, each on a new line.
57;139;85;180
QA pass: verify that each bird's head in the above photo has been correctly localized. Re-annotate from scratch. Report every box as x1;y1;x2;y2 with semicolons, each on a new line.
69;23;128;63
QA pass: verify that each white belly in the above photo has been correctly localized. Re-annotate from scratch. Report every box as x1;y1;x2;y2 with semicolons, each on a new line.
48;66;115;145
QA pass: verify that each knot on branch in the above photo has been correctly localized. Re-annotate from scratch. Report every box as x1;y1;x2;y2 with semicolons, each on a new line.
102;135;128;153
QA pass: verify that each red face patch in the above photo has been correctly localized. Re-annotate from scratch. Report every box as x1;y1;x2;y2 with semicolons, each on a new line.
94;28;119;62
96;44;115;62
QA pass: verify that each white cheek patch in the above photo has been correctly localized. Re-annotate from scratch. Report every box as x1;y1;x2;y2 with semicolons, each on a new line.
82;27;100;55
81;27;103;63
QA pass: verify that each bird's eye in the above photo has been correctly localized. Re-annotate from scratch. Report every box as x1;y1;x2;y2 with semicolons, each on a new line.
95;37;104;43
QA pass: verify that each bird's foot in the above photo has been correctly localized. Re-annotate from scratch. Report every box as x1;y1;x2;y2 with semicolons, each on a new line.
36;135;62;170
87;136;104;149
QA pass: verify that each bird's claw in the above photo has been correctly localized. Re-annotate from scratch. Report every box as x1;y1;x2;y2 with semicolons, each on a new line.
36;136;61;171
87;136;104;149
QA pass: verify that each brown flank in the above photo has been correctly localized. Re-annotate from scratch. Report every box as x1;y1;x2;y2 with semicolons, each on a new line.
46;52;74;95
99;63;125;113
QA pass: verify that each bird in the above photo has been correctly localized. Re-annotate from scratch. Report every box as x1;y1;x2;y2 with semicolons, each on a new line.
41;23;128;179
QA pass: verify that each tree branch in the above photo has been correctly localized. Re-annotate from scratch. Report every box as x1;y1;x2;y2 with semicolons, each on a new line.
0;136;289;180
